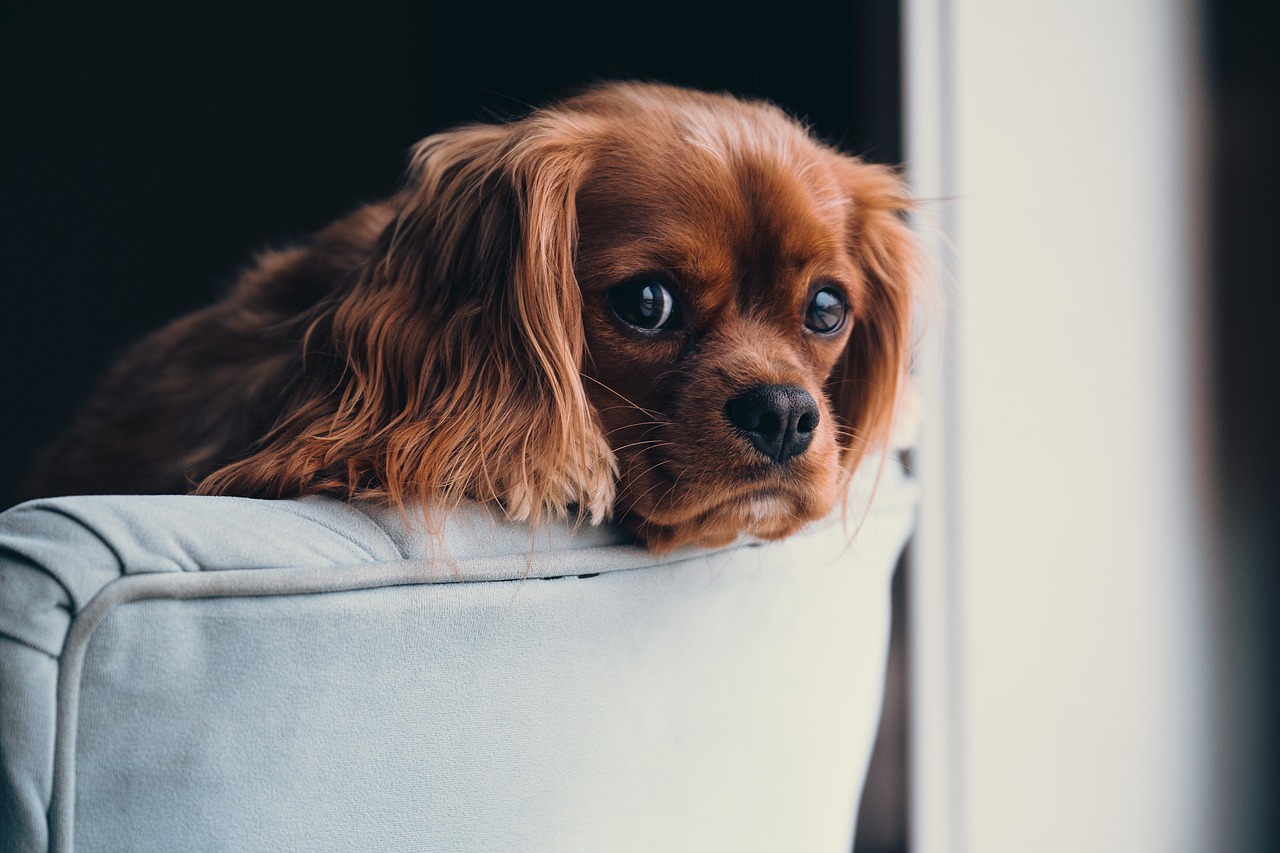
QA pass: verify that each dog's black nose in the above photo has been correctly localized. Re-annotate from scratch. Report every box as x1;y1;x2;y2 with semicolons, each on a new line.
724;384;820;464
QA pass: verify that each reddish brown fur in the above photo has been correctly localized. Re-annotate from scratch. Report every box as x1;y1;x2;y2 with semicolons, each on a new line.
22;83;915;551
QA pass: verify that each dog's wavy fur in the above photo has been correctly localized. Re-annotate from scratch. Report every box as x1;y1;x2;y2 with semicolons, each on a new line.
23;83;915;551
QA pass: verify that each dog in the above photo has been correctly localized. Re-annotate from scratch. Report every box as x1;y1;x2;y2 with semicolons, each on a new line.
21;82;915;552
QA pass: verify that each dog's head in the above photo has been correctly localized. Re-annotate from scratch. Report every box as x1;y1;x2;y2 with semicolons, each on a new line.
201;83;915;551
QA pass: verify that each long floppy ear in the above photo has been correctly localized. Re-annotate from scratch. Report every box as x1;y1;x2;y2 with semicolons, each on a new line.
829;158;917;473
198;117;617;523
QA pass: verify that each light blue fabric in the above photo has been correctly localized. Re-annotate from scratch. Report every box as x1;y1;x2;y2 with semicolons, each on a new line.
0;461;917;853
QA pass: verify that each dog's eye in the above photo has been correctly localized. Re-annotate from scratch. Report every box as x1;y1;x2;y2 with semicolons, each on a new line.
805;287;847;334
608;279;679;331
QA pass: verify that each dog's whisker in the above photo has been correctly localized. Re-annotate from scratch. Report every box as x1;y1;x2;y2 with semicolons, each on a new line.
624;473;679;511
599;418;671;435
601;419;669;434
651;461;695;513
610;439;672;454
619;452;675;491
595;406;668;420
580;374;665;419
650;481;681;515
621;455;673;488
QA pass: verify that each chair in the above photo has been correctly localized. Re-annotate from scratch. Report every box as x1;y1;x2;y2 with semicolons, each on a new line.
0;460;916;853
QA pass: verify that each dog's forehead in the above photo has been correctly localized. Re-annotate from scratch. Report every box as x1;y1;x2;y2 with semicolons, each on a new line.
575;130;855;305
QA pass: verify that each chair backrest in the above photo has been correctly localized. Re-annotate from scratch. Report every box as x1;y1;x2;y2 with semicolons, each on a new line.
0;461;917;853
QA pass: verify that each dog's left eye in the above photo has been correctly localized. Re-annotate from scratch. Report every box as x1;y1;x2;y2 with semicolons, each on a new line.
608;279;680;331
805;287;847;334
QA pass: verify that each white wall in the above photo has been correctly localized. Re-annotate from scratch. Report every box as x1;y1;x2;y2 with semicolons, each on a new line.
905;2;1213;851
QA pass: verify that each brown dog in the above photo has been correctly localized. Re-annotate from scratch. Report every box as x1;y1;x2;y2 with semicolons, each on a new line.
23;83;915;551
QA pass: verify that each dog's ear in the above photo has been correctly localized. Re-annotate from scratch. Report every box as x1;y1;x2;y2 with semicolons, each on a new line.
199;117;617;522
828;158;917;472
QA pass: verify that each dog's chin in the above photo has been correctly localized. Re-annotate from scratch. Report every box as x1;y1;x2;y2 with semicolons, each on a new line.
621;485;836;553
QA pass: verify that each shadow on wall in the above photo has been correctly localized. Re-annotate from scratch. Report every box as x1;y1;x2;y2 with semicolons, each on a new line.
1207;0;1280;847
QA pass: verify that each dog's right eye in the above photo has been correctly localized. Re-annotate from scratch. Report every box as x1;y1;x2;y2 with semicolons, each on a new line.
608;279;680;331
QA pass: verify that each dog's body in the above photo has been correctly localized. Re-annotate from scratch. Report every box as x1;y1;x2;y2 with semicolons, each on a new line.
25;203;399;500
23;83;915;551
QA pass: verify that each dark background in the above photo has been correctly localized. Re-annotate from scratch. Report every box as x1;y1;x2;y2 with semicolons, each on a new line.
0;3;908;851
